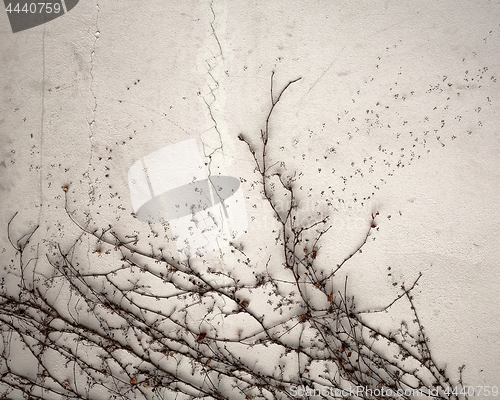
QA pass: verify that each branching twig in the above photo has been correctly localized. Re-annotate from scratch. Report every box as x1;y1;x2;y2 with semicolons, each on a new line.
0;74;465;400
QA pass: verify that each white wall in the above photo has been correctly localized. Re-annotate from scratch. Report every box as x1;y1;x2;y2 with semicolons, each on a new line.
1;0;499;393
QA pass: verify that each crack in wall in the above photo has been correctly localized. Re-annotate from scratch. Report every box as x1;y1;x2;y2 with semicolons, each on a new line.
84;1;100;266
209;0;223;64
199;0;233;317
201;0;227;238
202;0;225;165
87;1;100;208
38;24;46;225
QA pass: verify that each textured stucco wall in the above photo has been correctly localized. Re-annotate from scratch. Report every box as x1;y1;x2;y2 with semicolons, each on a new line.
1;0;499;392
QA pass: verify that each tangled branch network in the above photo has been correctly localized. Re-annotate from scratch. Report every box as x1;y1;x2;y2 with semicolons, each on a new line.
0;74;467;400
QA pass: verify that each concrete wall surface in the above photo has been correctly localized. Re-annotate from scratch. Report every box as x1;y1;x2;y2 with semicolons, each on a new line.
1;1;499;398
